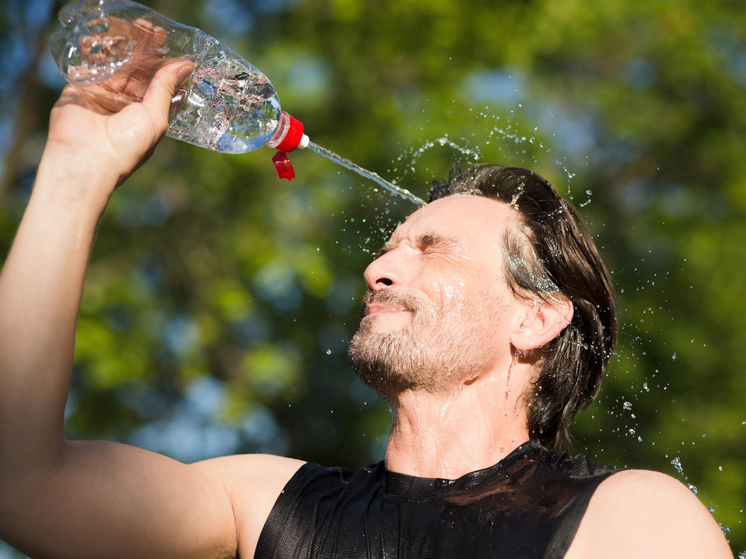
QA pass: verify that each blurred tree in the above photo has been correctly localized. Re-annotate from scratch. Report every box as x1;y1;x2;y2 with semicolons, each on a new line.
0;0;744;556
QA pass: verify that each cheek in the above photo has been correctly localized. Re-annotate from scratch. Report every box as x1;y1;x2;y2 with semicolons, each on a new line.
427;276;479;319
423;274;464;302
417;264;504;317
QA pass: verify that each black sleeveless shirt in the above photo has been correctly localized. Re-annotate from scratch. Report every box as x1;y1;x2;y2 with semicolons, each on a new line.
255;441;618;559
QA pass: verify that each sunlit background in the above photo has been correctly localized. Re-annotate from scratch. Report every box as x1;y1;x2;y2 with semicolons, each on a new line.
1;0;745;556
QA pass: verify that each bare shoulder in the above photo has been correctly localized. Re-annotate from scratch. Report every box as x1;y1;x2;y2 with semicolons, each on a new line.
566;469;734;559
192;454;306;559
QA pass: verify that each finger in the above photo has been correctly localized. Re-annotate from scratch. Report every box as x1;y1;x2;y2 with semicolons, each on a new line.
126;25;170;92
152;25;168;50
133;19;168;57
85;80;137;113
141;60;194;124
133;18;154;31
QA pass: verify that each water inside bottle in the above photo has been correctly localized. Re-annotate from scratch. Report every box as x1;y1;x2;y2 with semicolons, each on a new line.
166;30;282;154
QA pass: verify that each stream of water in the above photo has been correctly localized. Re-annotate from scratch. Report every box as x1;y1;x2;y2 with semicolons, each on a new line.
306;141;426;207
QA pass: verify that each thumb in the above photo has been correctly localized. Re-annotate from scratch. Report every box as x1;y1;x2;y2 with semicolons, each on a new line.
141;60;195;124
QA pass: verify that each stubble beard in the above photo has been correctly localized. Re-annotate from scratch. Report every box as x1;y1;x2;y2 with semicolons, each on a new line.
348;289;500;401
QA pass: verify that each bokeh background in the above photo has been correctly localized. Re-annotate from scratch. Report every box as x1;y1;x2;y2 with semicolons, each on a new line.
1;0;745;556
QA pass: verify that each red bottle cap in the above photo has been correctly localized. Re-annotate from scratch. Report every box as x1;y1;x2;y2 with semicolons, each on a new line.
268;112;309;181
268;112;306;153
272;151;295;180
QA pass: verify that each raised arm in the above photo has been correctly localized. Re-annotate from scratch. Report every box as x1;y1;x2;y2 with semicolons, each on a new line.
0;61;302;559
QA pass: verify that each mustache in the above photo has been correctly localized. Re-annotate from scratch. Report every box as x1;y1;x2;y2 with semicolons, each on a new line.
360;290;420;318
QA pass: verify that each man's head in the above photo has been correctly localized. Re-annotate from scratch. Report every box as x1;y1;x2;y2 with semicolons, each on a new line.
348;164;617;450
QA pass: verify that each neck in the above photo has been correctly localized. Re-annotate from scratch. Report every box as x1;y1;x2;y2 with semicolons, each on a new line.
384;366;531;479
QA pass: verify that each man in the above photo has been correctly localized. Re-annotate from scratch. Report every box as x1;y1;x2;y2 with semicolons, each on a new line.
0;57;733;559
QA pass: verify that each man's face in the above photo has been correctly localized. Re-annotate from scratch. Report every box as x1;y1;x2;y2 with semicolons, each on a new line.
348;194;522;399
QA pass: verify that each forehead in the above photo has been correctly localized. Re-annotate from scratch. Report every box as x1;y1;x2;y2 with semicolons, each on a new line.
390;194;517;247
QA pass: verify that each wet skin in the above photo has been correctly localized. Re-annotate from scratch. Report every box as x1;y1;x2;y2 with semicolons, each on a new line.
362;194;522;344
356;195;540;480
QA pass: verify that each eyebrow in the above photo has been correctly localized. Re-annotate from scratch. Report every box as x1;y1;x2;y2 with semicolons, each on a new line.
374;232;454;259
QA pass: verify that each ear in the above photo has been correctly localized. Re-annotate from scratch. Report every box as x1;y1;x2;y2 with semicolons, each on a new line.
510;294;573;351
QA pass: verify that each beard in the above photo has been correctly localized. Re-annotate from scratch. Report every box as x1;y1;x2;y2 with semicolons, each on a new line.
348;288;501;401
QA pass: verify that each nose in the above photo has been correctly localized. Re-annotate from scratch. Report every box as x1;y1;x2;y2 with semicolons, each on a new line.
363;248;410;291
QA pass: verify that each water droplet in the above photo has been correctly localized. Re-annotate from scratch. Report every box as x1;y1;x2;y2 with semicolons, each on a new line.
623;401;632;411
326;349;332;355
672;353;677;361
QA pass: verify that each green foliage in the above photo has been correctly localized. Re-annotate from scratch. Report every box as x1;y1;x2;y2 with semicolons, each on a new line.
1;0;745;554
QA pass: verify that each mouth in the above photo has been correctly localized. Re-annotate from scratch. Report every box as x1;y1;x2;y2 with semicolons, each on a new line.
360;290;418;322
364;303;408;317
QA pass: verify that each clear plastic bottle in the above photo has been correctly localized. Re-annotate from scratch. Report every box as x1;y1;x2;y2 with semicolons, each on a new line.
49;0;308;176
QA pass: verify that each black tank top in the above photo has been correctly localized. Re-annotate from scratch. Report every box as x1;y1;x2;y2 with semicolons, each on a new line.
255;440;618;559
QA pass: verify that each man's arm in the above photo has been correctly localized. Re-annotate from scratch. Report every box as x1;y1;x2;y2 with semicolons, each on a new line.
0;61;302;559
566;469;734;559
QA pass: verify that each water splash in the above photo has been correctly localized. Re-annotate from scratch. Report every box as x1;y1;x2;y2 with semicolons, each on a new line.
404;135;482;174
671;457;698;495
307;141;426;206
400;106;743;545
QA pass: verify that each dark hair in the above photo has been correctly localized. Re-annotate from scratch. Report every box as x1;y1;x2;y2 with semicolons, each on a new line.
429;164;617;450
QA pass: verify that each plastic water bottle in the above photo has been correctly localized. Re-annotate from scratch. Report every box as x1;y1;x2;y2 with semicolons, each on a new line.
49;0;308;179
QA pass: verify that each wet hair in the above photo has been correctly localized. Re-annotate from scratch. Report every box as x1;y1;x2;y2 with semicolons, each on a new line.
429;164;617;451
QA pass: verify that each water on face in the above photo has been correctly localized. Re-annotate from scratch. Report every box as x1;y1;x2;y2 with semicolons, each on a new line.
167;31;282;154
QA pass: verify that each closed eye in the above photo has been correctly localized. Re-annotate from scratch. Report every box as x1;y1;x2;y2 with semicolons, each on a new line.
417;233;457;254
373;233;458;259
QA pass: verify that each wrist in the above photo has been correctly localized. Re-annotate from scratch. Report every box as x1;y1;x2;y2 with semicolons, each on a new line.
34;147;119;215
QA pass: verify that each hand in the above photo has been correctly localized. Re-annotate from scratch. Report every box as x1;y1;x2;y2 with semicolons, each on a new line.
43;18;194;201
